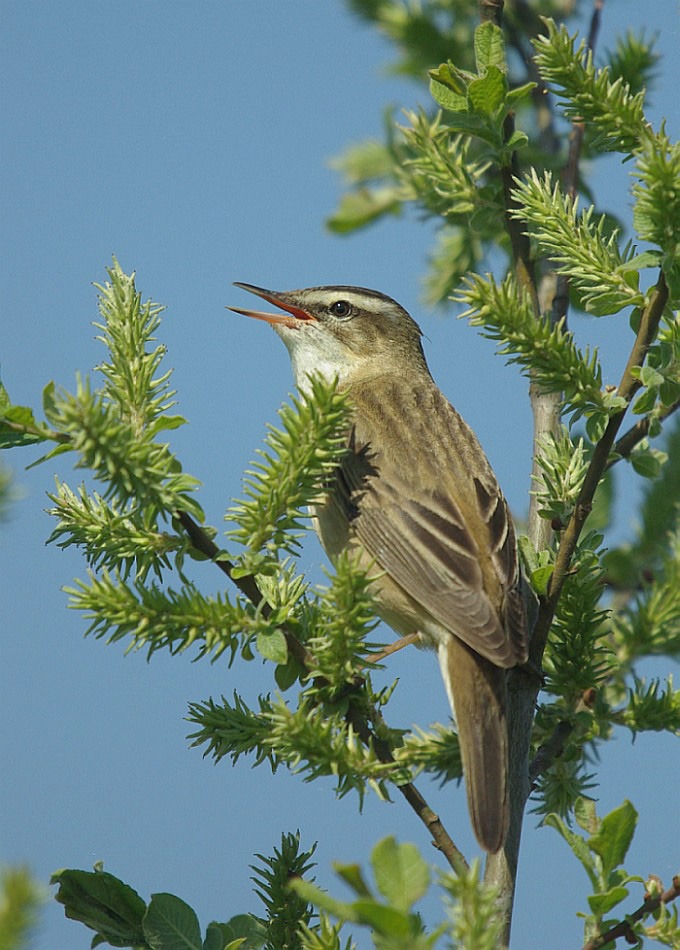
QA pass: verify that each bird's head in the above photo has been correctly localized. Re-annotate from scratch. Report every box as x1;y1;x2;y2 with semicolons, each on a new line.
229;283;428;389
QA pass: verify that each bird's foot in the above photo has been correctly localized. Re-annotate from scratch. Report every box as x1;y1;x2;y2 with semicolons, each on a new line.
365;632;420;664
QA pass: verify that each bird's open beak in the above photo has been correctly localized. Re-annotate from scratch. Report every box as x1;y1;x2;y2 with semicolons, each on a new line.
228;282;316;328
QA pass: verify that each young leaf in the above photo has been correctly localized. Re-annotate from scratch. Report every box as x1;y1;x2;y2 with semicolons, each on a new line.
474;21;506;74
0;384;48;448
50;867;147;948
371;837;430;913
468;66;507;116
588;800;638;880
544;813;599;890
587;885;630;916
143;893;202;950
256;629;288;665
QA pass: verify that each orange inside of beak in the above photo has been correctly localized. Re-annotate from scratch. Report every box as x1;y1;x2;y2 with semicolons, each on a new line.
228;289;315;328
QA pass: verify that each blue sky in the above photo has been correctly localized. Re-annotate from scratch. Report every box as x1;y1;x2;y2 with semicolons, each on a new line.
1;3;678;949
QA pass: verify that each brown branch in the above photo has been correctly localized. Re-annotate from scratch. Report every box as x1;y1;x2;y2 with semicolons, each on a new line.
175;509;313;669
528;720;574;784
2;418;71;444
483;5;544;940
478;0;504;27
176;509;469;874
501;115;541;319
582;875;680;950
608;398;680;467
524;0;607;555
345;703;469;874
505;4;560;157
531;270;669;662
8;407;469;870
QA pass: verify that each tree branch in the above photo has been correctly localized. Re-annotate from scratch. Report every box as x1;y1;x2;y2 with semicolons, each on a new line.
175;509;313;669
344;702;469;874
609;398;680;467
5;408;471;872
478;0;504;28
484;7;549;941
528;720;574;785
582;875;680;950
531;270;669;662
176;509;470;874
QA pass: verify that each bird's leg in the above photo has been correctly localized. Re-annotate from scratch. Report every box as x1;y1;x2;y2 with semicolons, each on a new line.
366;632;420;664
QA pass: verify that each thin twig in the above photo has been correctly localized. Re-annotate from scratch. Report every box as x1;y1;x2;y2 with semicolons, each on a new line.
2;418;71;444
1;411;470;872
531;271;670;662
505;3;560;156
176;509;469;873
528;720;574;784
581;876;680;950
609;399;680;467
478;0;504;27
175;509;313;669
345;703;469;873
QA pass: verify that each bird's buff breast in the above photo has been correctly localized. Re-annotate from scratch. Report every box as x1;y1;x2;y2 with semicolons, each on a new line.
310;496;448;654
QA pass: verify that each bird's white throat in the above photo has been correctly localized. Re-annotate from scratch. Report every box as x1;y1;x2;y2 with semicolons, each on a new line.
275;323;354;392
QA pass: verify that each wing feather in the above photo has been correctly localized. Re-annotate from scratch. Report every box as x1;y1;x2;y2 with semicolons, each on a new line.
324;378;527;667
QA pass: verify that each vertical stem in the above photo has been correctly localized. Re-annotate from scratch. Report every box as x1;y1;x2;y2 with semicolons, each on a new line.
484;6;609;945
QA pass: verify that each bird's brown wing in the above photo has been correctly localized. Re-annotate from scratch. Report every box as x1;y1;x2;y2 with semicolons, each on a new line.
333;379;527;668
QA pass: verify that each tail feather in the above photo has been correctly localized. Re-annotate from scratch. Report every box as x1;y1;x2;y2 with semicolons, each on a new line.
438;636;509;853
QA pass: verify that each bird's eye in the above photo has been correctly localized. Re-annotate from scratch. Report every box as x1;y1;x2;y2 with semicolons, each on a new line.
330;300;352;319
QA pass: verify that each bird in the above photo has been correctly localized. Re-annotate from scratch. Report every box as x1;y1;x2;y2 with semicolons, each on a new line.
229;282;528;853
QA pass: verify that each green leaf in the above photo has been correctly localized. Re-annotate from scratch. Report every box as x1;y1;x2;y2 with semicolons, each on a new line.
506;81;537;107
588;800;638;879
371;837;429;912
50;867;147;948
574;797;599;835
144;893;202;950
468;65;507;116
617;250;663;272
42;380;57;420
0;403;46;448
428;62;469;97
544;813;599;889
587;885;630;916
218;914;267;947
151;415;188;434
25;440;72;469
474;22;506;73
429;75;468;113
256;629;288;665
631;386;658;415
273;656;302;691
630;446;666;479
353;900;413;937
531;565;554;596
639;365;665;388
203;923;228;950
506;129;529;152
332;862;372;898
290;879;356;922
326;187;401;233
435;112;493;140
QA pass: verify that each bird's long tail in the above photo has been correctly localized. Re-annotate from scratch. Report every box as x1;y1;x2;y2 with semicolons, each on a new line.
438;636;509;853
